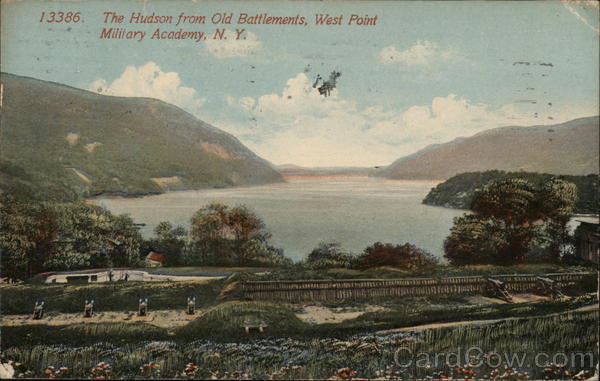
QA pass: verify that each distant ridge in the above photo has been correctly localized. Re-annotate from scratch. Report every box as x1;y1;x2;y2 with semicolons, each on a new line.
377;116;599;180
0;72;282;201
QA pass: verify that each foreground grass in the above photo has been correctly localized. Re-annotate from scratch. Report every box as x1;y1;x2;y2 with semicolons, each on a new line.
396;309;598;379
2;323;168;347
3;310;597;379
0;279;225;315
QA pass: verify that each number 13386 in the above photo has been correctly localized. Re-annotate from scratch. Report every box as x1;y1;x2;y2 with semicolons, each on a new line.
39;12;82;23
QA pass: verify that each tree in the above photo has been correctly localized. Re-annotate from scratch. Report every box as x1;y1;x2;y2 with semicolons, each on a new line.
444;177;578;265
305;241;355;269
444;215;508;265
470;179;540;263
471;179;538;225
0;196;57;279
189;203;235;265
536;178;578;260
357;242;436;270
105;213;143;267
238;239;292;267
188;203;284;266
229;206;271;265
144;221;187;266
51;203;142;269
191;203;231;242
1;197;144;278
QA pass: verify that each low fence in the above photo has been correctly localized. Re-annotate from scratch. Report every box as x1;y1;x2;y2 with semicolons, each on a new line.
241;272;595;302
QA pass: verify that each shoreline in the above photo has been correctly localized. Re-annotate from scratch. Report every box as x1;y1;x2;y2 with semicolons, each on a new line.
89;177;444;201
89;178;288;201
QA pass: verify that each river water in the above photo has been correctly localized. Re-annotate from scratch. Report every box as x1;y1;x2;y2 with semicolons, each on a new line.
96;178;465;261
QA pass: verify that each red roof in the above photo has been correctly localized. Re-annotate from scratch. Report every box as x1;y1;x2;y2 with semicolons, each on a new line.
146;252;167;262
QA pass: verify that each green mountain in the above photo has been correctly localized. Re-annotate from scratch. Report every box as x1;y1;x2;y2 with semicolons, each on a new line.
0;73;283;201
378;116;599;180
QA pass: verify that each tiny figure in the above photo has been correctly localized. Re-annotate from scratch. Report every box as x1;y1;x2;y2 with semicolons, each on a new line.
83;299;94;318
32;301;45;319
187;296;196;315
107;268;114;282
138;298;148;317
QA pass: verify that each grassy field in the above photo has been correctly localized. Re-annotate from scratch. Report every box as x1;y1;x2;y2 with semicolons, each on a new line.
3;309;597;379
1;262;595;318
0;278;225;315
2;294;596;347
242;263;598;281
176;301;308;339
2;265;597;378
316;293;597;334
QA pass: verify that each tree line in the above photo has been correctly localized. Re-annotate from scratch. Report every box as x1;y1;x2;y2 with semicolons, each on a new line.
145;203;291;268
1;196;143;280
0;199;291;281
142;203;439;270
0;195;438;280
423;170;598;214
1;175;589;280
301;241;437;271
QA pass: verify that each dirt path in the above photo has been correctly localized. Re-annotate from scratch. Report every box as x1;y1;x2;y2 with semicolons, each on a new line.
294;294;554;326
3;299;596;332
376;303;599;334
465;293;551;305
295;305;388;324
1;309;201;329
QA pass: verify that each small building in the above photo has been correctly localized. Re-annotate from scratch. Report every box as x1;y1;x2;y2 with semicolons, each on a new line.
575;221;600;263
145;251;167;267
243;320;268;333
44;271;108;283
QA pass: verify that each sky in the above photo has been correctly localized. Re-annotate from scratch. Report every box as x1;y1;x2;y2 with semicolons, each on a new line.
1;0;599;167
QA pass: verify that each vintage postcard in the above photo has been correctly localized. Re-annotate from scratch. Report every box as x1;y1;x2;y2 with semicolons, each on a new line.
0;0;598;379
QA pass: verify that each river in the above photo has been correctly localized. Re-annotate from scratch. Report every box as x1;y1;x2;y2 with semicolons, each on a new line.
96;177;594;261
96;178;462;261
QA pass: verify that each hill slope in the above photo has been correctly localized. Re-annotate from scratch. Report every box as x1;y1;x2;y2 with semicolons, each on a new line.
378;116;599;180
0;73;282;201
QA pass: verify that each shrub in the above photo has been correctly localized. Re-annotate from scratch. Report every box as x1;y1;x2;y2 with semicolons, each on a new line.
356;242;436;270
176;301;308;339
304;242;356;270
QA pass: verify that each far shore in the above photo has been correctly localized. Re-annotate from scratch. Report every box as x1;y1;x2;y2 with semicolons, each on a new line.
282;174;372;180
88;176;444;202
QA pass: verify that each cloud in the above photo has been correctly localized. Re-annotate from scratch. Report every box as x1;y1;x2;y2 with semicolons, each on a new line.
89;62;206;111
204;29;262;58
379;40;459;66
220;73;593;167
